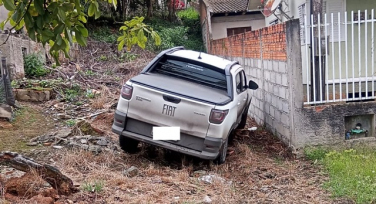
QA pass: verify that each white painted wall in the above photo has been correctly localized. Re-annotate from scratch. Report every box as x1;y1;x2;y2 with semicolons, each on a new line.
211;14;265;40
265;0;307;26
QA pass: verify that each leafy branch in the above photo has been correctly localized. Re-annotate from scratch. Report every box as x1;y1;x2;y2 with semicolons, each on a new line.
117;16;161;52
0;0;160;65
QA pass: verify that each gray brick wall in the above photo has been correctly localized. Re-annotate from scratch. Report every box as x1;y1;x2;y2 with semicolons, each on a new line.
212;20;305;149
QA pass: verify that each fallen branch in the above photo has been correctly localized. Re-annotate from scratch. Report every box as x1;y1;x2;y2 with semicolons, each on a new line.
45;66;69;80
76;110;108;120
0;151;77;195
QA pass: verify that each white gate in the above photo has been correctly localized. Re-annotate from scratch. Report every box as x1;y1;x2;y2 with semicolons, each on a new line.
302;9;376;105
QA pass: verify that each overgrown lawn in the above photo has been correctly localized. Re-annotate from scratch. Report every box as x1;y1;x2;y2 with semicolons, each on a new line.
305;146;376;203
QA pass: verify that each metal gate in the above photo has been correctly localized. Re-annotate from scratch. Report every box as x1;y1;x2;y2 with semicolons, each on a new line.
302;9;376;105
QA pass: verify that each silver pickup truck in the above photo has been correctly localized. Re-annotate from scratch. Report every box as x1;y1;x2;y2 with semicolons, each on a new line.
112;47;258;164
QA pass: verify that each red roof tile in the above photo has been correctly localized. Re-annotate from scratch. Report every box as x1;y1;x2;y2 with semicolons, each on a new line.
206;0;250;13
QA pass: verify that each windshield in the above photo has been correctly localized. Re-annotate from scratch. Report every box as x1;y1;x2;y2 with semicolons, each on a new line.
150;57;227;91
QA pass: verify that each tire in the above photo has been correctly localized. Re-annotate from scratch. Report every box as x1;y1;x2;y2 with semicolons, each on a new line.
214;136;229;165
119;135;139;154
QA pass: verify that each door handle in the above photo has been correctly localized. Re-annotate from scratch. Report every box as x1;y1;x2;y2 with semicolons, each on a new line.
163;95;181;104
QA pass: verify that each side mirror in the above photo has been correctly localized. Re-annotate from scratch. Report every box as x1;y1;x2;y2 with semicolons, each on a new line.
248;80;258;90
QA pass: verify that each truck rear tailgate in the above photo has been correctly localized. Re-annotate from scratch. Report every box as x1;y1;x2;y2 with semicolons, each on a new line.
127;81;216;138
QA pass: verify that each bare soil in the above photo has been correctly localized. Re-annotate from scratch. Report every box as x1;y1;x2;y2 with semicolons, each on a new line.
0;43;342;204
0;103;56;152
1;111;335;203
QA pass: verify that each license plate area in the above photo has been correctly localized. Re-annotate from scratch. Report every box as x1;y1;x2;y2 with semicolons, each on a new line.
152;127;180;141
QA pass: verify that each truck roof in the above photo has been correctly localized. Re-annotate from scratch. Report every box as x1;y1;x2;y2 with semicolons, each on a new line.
167;50;233;70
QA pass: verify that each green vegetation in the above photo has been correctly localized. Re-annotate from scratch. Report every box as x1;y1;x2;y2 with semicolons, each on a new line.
177;7;200;36
24;53;48;78
63;84;81;102
144;7;203;52
11;79;63;90
82;180;104;193
85;89;96;99
117;16;161;51
65;119;76;127
0;0;164;64
305;146;376;203
0;106;55;152
88;25;119;43
304;146;329;161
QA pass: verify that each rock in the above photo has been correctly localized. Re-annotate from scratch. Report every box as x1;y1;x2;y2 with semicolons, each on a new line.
80;144;89;150
123;166;139;177
248;127;257;131
53;103;65;110
54;128;72;138
15;89;31;101
80;139;88;144
199;174;225;184
43;142;52;146
67;199;74;204
29;90;39;102
0;120;13;129
52;146;63;149
27;142;39;146
96;138;108;146
57;114;71;119
28;195;54;204
88;145;102;153
75;120;101;136
193;170;207;177
203;195;212;203
0;103;12;120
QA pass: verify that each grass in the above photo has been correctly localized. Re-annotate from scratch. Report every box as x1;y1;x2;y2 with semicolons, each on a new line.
0;104;55;152
305;146;376;203
82;180;104;193
65;119;77;127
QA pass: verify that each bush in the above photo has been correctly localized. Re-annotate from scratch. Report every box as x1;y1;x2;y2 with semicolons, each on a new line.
88;25;119;43
304;146;329;161
146;9;203;52
177;7;201;35
148;24;204;52
24;53;48;78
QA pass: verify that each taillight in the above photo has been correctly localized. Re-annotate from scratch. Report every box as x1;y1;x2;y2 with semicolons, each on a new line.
121;84;133;100
209;109;229;124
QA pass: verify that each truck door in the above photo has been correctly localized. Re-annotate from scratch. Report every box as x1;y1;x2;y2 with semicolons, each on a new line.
234;70;248;122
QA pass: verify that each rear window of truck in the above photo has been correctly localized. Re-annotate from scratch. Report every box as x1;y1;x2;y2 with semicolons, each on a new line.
150;57;227;91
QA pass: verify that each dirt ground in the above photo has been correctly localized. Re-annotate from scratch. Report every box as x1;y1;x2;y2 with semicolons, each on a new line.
1;104;340;204
0;43;350;204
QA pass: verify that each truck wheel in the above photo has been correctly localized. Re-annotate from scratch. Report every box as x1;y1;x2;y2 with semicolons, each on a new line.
119;135;139;154
214;136;229;165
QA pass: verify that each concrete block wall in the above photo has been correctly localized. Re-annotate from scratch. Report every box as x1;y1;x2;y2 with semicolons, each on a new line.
0;34;47;79
208;21;301;147
262;60;291;144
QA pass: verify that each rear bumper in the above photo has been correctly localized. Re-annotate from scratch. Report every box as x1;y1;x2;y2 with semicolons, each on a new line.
112;110;222;160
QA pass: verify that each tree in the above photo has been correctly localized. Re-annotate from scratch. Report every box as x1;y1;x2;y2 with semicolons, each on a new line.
0;0;161;65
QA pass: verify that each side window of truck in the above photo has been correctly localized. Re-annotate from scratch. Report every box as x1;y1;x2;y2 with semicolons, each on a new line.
236;72;242;93
236;70;247;93
241;70;247;92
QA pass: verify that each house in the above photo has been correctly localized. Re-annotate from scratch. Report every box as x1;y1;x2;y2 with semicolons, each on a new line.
257;0;376;103
199;0;265;51
0;7;47;79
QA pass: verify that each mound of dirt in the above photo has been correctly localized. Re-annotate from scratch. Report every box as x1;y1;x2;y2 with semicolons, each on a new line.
4;172;59;202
